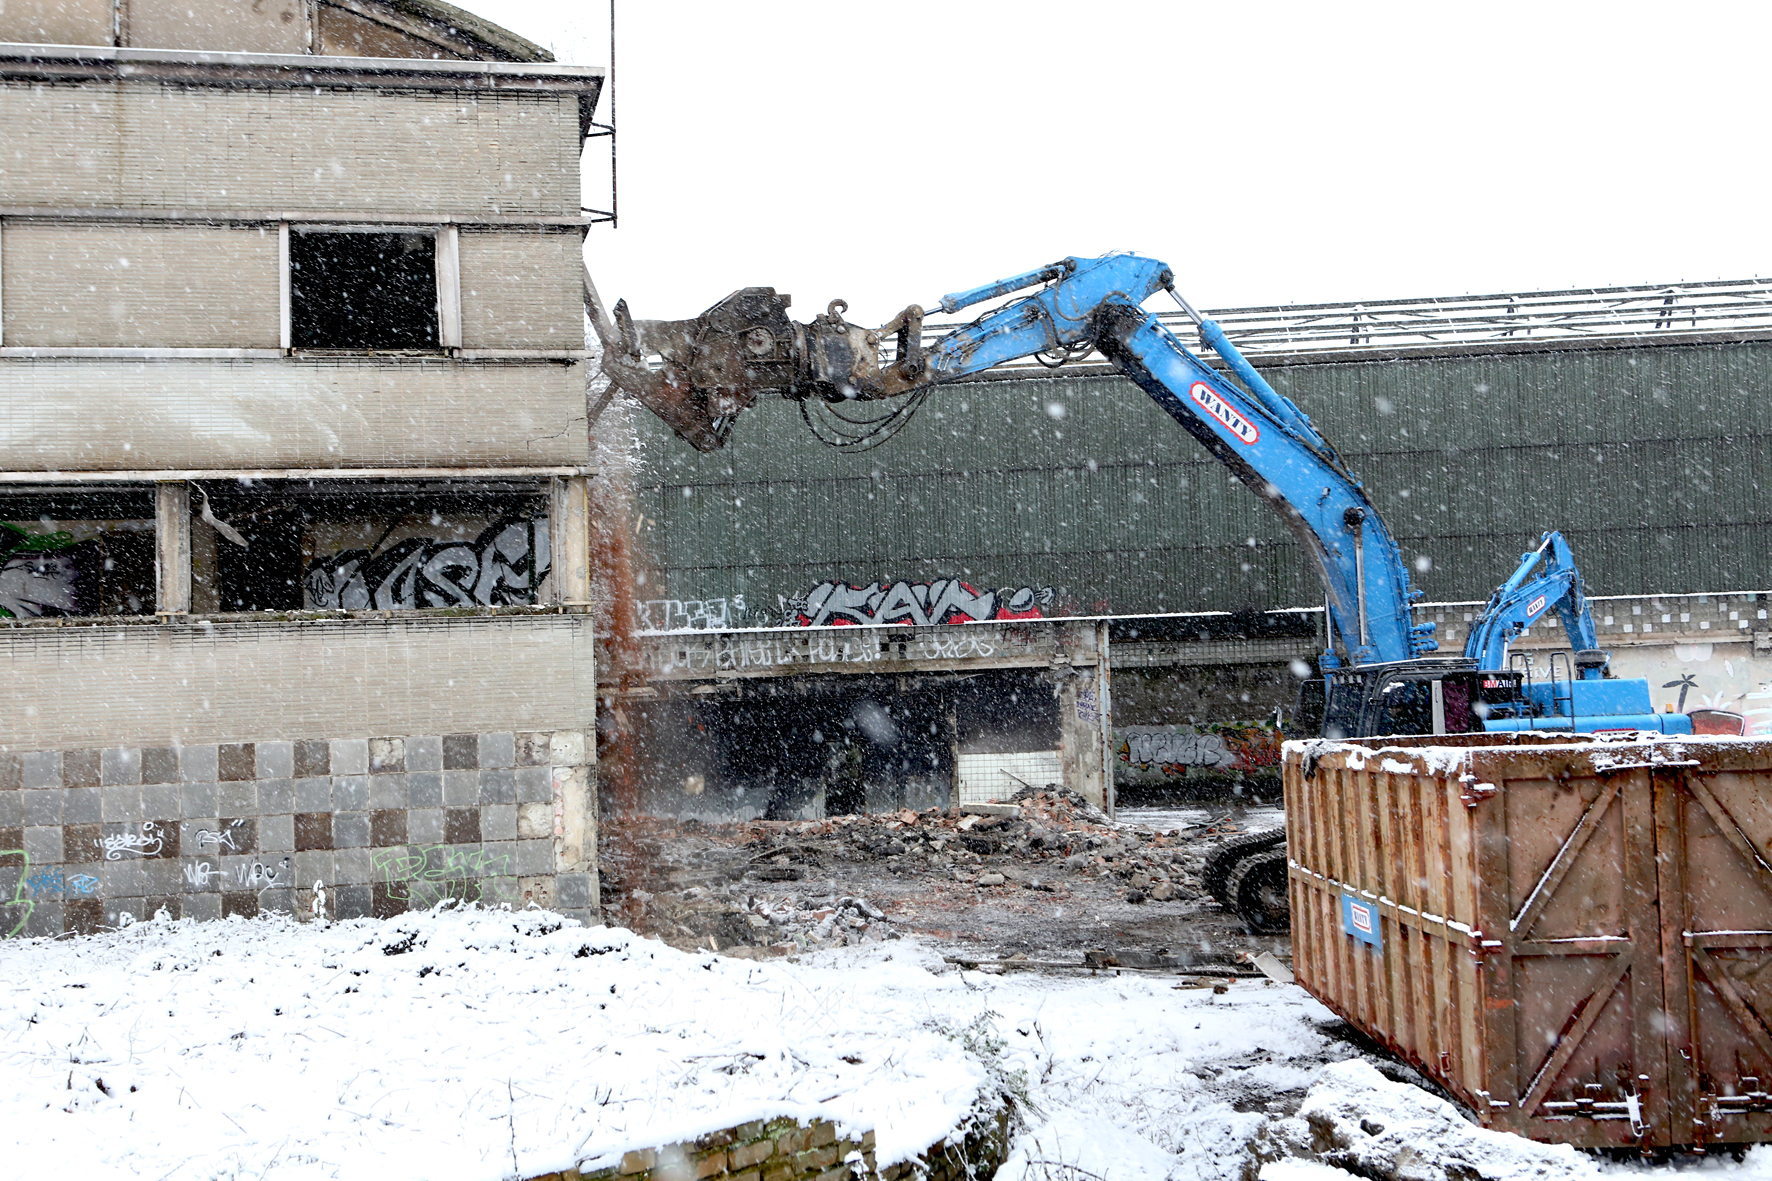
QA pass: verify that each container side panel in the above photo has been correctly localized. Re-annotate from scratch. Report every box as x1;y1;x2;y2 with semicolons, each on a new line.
1673;764;1772;1145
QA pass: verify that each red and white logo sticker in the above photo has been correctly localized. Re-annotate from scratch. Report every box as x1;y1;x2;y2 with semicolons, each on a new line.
1350;902;1373;934
1525;594;1547;619
1189;382;1259;445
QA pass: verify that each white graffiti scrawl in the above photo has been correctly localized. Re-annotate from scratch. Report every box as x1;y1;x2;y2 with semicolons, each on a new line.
785;578;1053;627
637;596;745;632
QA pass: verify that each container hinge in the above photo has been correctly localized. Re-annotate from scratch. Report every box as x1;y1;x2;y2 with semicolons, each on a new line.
1458;773;1498;807
1542;1090;1646;1135
1708;1086;1772;1115
1592;758;1701;774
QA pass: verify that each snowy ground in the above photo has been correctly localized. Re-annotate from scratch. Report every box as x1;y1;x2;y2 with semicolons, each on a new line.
1116;805;1286;836
2;908;1769;1181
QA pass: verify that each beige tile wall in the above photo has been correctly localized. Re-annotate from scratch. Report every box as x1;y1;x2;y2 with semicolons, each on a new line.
0;82;580;216
0;613;597;750
1;222;281;348
0;356;589;469
459;229;585;350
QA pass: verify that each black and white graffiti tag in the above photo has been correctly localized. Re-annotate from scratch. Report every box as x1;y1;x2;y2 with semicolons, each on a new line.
786;578;1054;627
304;516;550;611
0;551;80;618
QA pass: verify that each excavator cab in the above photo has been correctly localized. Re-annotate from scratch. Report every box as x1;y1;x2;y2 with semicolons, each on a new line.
1297;660;1526;740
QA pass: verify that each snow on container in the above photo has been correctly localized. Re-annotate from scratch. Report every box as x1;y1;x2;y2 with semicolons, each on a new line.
1284;731;1772;1150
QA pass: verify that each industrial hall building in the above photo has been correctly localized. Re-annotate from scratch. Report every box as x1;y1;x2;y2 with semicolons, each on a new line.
0;0;604;936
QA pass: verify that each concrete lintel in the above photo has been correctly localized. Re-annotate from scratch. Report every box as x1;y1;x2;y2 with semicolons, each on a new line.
1110;637;1318;668
636;619;1104;683
0;42;604;90
0;208;598;227
0;466;588;484
644;652;1094;686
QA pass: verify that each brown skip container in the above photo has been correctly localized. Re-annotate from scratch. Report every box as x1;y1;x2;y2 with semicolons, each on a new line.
1284;731;1772;1149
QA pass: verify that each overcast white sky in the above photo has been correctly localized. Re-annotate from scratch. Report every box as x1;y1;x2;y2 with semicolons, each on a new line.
459;0;1771;326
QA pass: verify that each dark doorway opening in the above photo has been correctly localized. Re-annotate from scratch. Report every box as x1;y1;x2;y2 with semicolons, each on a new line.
290;230;438;349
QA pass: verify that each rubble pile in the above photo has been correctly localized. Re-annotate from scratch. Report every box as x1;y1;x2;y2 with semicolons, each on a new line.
599;789;1255;957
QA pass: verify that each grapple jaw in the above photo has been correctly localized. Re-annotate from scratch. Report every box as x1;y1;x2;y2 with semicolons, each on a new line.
593;279;930;452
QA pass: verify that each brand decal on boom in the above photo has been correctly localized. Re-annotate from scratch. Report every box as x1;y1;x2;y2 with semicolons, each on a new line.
1189;382;1259;444
1525;594;1547;619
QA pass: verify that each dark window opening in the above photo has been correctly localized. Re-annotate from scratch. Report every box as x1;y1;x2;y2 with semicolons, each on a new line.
290;231;438;350
0;488;157;618
217;505;307;612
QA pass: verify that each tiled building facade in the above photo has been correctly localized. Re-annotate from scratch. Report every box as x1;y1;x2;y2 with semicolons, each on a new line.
1;0;605;935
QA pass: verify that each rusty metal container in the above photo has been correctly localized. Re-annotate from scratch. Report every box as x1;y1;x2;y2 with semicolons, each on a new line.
1284;731;1772;1149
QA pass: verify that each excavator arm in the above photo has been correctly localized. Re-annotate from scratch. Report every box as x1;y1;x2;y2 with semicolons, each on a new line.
597;252;1437;667
1463;530;1608;676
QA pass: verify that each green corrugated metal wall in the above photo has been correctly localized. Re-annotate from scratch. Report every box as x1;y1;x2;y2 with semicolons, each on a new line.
631;340;1772;625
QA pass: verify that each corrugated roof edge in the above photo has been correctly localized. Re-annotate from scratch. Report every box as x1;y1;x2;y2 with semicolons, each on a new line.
377;0;555;62
937;326;1772;383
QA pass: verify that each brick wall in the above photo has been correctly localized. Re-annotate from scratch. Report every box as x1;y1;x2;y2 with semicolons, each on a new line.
0;83;580;215
0;727;597;938
0;357;588;469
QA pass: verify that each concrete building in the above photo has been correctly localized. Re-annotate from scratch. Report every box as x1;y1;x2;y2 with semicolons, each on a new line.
0;0;604;936
610;285;1772;817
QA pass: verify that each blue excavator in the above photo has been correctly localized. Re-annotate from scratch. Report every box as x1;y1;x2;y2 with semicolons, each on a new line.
598;251;1751;931
596;251;1696;743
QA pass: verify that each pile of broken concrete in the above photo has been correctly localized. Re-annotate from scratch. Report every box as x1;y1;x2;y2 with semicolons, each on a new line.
599;788;1254;957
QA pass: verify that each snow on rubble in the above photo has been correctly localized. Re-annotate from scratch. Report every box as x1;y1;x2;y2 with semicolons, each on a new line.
5;908;1772;1181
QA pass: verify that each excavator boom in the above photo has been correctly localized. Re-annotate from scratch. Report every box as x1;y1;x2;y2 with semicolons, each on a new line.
596;253;1433;668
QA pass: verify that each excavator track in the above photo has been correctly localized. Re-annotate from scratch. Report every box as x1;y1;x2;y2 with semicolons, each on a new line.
1202;827;1287;908
1223;849;1291;934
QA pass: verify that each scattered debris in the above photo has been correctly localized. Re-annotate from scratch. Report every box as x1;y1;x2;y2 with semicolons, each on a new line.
599;789;1269;960
1249;951;1296;984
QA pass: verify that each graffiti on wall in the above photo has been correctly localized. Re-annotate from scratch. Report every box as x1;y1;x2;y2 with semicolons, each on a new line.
1116;723;1282;782
1609;642;1772;736
638;596;746;632
0;551;80;618
0;524;131;618
647;628;1019;676
23;865;98;897
784;579;1055;628
304;516;550;611
101;822;164;860
372;845;516;908
634;580;1062;631
2;851;29;939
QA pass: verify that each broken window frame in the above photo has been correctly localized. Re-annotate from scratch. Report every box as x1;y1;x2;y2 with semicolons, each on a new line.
280;222;461;354
185;477;556;616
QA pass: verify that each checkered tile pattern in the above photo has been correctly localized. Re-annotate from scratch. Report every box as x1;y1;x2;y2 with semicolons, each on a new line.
0;731;596;938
